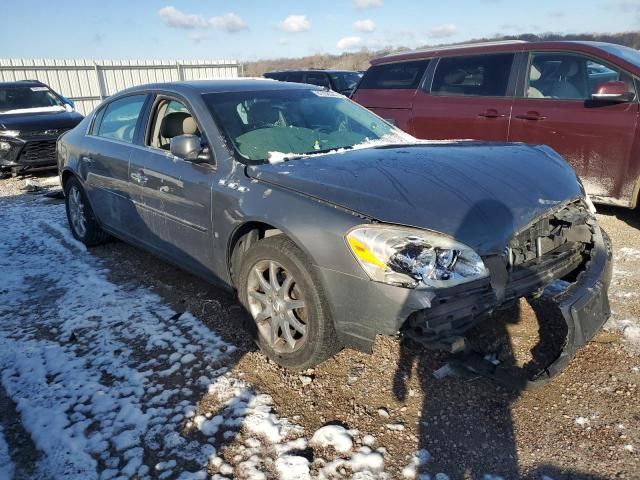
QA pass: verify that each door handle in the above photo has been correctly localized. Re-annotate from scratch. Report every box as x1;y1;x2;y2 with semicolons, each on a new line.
130;171;149;185
515;112;546;121
478;109;505;119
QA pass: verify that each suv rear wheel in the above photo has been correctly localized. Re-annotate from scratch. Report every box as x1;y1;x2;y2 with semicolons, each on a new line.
237;235;341;369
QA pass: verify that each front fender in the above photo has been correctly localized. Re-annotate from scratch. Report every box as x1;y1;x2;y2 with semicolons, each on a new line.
212;178;371;286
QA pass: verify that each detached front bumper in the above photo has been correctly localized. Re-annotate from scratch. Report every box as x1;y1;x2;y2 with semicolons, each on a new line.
318;224;612;384
540;225;613;380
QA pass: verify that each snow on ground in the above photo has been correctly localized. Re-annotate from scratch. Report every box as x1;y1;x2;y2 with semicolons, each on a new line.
604;243;640;352
0;425;15;480
0;198;400;479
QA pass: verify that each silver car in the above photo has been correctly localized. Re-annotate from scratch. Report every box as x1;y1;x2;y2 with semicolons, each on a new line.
57;80;612;384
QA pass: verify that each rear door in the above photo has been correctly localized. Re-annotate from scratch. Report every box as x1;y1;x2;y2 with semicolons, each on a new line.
129;95;217;275
351;60;430;134
80;94;148;233
509;50;639;204
411;52;517;141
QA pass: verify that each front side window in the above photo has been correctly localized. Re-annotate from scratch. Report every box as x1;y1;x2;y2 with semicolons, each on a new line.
203;89;400;162
96;95;146;143
431;53;515;97
358;60;429;90
526;52;636;100
147;98;201;150
0;85;65;114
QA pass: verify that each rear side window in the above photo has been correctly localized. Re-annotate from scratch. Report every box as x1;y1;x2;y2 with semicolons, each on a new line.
95;95;146;143
305;72;331;88
358;60;429;90
431;53;515;97
284;72;304;83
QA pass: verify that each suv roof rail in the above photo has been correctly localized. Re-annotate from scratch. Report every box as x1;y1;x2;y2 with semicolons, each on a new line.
381;39;528;59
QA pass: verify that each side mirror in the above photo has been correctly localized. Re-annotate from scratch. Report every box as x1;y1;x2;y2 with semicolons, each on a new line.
170;134;209;163
591;81;635;103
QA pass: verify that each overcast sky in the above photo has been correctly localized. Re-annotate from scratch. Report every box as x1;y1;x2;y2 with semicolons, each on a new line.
3;0;639;61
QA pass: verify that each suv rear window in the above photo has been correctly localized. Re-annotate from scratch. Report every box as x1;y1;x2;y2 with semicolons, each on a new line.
431;53;515;97
358;60;429;90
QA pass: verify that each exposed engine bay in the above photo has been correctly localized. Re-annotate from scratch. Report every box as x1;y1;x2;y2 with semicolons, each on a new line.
402;200;611;387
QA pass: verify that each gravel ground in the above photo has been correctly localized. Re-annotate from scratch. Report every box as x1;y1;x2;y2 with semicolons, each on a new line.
0;172;638;479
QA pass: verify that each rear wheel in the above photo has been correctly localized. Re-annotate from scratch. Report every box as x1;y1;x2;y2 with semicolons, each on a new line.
237;235;341;369
64;176;110;246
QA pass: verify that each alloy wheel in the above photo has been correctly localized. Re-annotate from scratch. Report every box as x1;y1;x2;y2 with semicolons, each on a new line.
68;185;87;239
246;260;308;353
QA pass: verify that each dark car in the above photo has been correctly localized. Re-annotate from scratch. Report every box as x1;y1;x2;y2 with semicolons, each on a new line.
0;80;83;177
351;40;640;208
263;69;362;96
57;80;611;382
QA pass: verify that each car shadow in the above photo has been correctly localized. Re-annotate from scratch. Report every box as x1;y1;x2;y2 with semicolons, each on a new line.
392;198;602;478
595;204;640;229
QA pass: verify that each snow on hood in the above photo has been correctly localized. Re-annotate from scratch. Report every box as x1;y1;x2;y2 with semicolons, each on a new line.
0;105;68;115
267;131;471;164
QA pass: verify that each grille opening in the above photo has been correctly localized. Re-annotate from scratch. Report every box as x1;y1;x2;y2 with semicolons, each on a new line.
507;201;593;270
18;140;57;164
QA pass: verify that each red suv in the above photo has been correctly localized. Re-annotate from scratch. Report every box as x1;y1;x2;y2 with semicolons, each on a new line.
352;41;640;208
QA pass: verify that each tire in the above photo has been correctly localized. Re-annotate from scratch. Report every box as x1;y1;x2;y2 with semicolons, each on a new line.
64;176;110;246
237;235;341;369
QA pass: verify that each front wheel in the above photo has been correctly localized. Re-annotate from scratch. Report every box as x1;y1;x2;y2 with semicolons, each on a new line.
237;235;341;369
64;177;110;246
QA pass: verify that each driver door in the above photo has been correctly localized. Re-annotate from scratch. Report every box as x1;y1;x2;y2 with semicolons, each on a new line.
130;95;217;276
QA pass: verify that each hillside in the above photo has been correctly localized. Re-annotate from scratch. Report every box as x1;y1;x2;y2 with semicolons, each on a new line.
244;31;640;76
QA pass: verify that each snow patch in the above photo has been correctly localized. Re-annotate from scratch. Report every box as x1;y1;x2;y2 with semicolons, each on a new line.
575;416;590;427
275;455;311;480
310;425;353;453
617;247;640;261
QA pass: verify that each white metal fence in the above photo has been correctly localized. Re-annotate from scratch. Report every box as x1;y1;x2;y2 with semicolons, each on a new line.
0;59;240;115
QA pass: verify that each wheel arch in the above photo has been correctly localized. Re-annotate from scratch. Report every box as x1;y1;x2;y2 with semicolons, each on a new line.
227;220;283;287
60;168;79;191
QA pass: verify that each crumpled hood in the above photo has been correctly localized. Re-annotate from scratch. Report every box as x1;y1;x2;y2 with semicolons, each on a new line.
0;110;84;131
247;142;584;255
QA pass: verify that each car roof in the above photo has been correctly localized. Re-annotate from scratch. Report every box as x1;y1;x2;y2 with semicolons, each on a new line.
371;40;628;65
116;78;320;97
0;80;47;88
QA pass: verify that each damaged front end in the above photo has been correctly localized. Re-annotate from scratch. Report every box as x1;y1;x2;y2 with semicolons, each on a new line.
402;200;613;387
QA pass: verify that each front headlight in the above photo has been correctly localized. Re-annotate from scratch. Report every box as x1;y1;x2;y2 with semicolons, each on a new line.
0;130;20;138
346;225;489;288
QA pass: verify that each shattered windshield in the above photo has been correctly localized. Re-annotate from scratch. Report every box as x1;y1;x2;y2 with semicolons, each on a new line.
203;88;403;162
0;86;65;114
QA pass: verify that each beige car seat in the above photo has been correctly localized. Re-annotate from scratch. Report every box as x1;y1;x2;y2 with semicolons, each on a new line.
527;64;545;98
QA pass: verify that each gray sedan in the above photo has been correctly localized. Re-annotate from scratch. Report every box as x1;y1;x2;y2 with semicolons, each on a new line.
57;79;612;383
